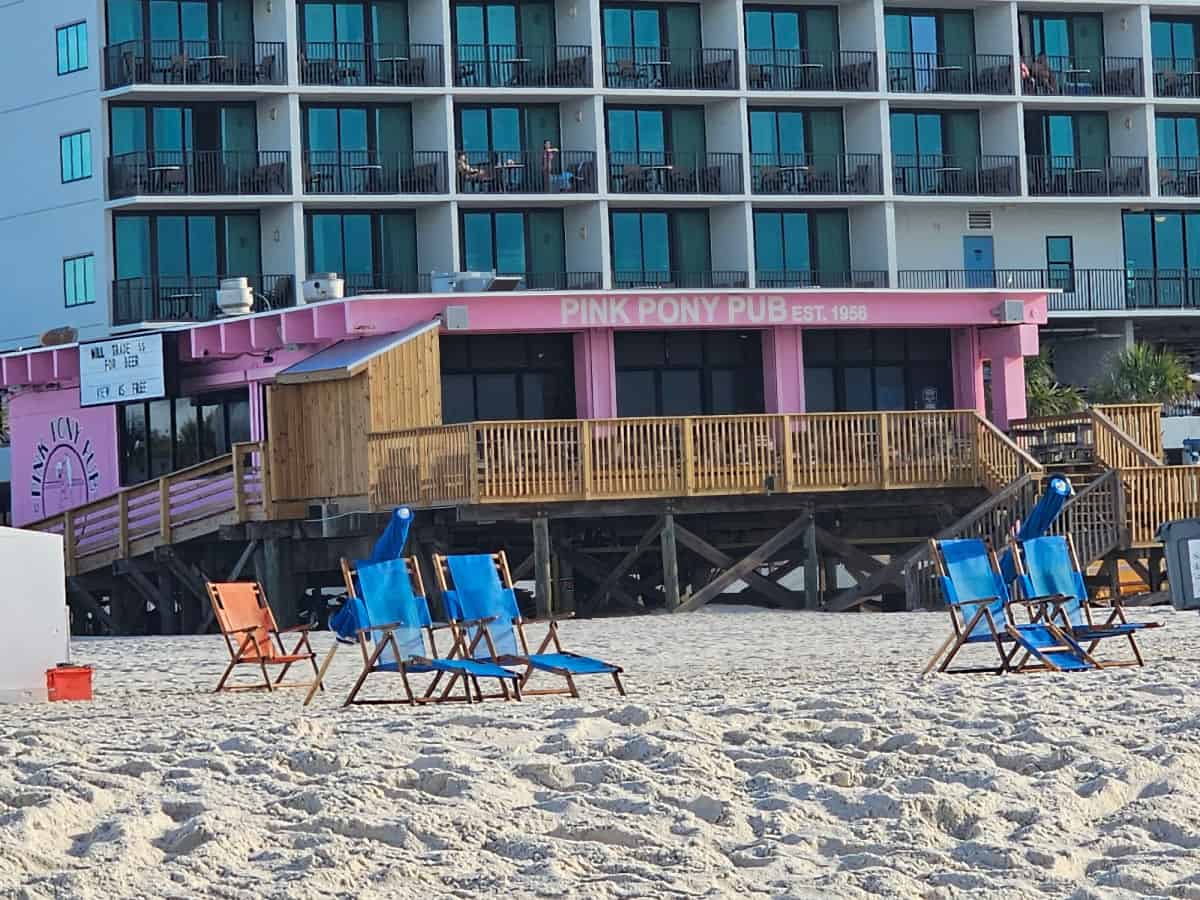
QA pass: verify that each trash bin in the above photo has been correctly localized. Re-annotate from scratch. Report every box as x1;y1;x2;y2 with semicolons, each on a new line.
1156;518;1200;611
1184;439;1200;465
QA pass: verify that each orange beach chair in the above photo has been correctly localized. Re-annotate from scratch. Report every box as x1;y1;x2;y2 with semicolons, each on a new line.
206;581;324;693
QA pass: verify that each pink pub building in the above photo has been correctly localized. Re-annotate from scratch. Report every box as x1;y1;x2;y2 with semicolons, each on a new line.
0;285;1045;629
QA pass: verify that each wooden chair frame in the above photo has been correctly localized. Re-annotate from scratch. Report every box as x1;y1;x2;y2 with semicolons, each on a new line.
335;558;520;707
1012;534;1157;669
923;539;1095;676
206;581;323;693
432;551;626;699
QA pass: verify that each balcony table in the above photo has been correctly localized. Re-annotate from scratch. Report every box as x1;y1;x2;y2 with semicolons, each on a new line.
506;57;531;85
777;164;810;192
641;163;674;191
377;56;408;84
349;163;384;192
644;59;671;87
495;161;526;191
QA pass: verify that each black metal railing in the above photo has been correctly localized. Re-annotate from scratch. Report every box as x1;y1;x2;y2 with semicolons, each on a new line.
299;42;444;86
607;151;742;193
1155;58;1200;97
746;49;877;91
484;272;604;291
453;44;592;87
1026;155;1148;197
1020;55;1143;97
301;150;447;194
886;51;1013;94
756;270;889;289
113;275;293;324
103;40;286;88
897;267;1200;312
339;273;432;296
603;46;738;89
455;150;597;193
751;153;882;194
107;150;291;198
892;154;1018;195
1158;156;1200;197
612;270;749;289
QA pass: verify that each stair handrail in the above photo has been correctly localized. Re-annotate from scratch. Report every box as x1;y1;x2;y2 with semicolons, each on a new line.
974;412;1043;491
1089;407;1162;469
1047;468;1126;564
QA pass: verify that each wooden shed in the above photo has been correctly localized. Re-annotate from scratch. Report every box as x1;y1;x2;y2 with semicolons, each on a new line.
266;320;442;510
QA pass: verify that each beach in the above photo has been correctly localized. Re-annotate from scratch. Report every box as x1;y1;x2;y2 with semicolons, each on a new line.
2;605;1198;900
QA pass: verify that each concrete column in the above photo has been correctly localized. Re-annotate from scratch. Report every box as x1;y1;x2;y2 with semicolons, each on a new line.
762;325;805;413
951;327;983;412
532;517;552;617
574;328;617;417
255;539;303;627
980;323;1038;429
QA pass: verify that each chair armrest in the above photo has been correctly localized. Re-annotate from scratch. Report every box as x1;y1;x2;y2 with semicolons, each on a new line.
458;615;499;628
944;595;1001;608
519;612;576;624
355;620;405;636
228;625;260;636
278;623;315;634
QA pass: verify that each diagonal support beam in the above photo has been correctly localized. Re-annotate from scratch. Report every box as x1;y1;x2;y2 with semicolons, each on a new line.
674;516;810;613
814;528;885;584
228;539;259;580
586;516;665;609
66;577;116;633
554;541;643;612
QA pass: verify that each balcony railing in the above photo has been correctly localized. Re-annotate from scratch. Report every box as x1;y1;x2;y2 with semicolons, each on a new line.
757;270;889;289
486;272;603;291
603;46;737;90
301;150;447;193
612;270;749;289
453;44;592;87
1155;59;1200;97
113;275;294;325
108;150;291;198
746;49;877;91
1020;55;1143;97
1026;156;1148;197
103;40;286;88
607;151;742;193
751;153;882;194
337;273;433;296
897;267;1200;312
892;154;1018;195
886;51;1013;94
1158;156;1200;197
299;42;444;86
455;150;598;193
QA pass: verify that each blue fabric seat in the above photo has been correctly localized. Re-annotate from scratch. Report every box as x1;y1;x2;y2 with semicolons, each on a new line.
437;553;626;698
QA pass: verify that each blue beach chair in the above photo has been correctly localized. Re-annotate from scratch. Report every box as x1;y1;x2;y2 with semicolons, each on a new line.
1015;535;1161;668
340;556;522;707
924;538;1097;675
432;551;626;698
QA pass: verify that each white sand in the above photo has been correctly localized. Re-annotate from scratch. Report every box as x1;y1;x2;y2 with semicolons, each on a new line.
2;606;1199;900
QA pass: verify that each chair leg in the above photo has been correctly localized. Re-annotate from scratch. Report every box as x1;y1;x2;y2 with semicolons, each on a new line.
399;665;418;706
564;673;580;699
308;652;324;691
273;661;294;686
922;632;957;675
304;644;338;706
612;672;626;696
260;659;274;691
215;657;239;693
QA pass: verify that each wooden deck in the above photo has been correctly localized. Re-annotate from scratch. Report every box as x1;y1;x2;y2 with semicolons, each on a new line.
367;410;1039;510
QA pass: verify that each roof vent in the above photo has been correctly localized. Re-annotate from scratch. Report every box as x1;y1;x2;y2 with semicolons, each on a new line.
967;209;993;231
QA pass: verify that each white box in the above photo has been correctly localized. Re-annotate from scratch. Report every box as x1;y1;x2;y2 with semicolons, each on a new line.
0;528;69;703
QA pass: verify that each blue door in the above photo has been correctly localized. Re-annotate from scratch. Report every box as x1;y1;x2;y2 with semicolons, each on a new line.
963;236;994;288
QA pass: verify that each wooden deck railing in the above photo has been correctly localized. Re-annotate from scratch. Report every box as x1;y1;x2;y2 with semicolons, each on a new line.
1090;408;1163;469
1093;403;1163;462
368;410;1038;509
1123;465;1200;546
29;441;270;575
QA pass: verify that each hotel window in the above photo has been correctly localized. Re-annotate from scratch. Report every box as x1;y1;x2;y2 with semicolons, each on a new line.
614;331;764;417
1046;236;1075;293
56;21;88;74
306;211;418;293
60;131;93;183
1122;211;1200;308
441;333;575;422
63;254;95;307
753;210;850;287
460;210;564;287
803;330;951;412
119;390;251;485
610;209;710;286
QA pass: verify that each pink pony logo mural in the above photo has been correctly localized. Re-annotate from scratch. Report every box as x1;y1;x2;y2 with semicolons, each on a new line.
30;416;100;518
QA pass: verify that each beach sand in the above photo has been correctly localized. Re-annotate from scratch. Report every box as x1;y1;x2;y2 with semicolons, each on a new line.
2;606;1198;900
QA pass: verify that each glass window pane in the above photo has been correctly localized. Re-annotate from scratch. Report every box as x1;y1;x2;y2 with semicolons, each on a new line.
174;398;199;468
494;212;526;273
610;212;644;271
754;212;783;272
476;374;519;419
304;3;335;42
641;213;670;272
339;108;369;151
181;1;211;41
1047;237;1072;264
603;8;632;47
111;107;147;156
463;212;495;270
148;399;174;477
804;368;835;412
108;0;143;44
187;216;218;276
471;334;528;368
456;5;485;44
661;370;702;415
306;107;340;151
773;12;800;50
632;9;660;48
875;366;906;410
615;332;666;367
115;216;151;278
782;213;812;272
666;331;702;366
486;4;517;44
617;370;657;416
156;216;188;276
778;112;805;156
744;11;773;51
442;373;475;423
460;108;490;152
1155;214;1185;269
637;110;665;153
843;367;874;411
228;395;251;444
122;403;149;484
491;108;521;152
749;110;777;156
1122;212;1154;270
342;214;373;274
521;373;546;418
310;213;345;273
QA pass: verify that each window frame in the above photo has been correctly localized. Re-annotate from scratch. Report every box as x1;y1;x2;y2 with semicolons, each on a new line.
1045;235;1076;293
802;329;952;412
117;389;252;486
613;330;766;416
62;254;96;308
56;20;88;75
59;129;93;183
440;333;576;422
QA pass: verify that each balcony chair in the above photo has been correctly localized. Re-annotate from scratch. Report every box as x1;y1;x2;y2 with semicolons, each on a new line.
572;158;596;192
258;276;292;312
758;165;784;192
844;163;873;193
697;164;723;192
747;63;771;89
701;58;734;89
669;166;697;192
612;57;646;88
838;59;873;90
166;53;195;83
621;163;648;192
555;55;588;86
254;54;276;83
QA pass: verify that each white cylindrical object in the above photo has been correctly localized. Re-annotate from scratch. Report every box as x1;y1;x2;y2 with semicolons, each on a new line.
217;276;253;316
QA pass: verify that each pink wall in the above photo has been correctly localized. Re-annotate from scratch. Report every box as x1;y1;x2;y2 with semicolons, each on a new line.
10;388;119;526
980;324;1039;429
762;326;805;413
573;329;617;418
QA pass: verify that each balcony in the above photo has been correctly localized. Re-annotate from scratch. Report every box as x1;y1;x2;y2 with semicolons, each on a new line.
1026;156;1148;197
103;40;286;89
1158;157;1200;197
612;270;748;289
751;153;882;195
1155;60;1200;98
298;43;444;86
892;155;1019;195
453;45;591;87
456;150;597;193
897;268;1200;312
607;152;742;194
112;275;294;325
491;272;603;291
886;51;1013;94
746;50;877;92
107;150;291;199
603;47;737;90
301;151;447;194
757;270;889;289
1019;55;1143;97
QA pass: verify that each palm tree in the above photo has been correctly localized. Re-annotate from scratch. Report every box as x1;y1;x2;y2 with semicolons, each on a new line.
1025;348;1084;417
1090;343;1193;404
